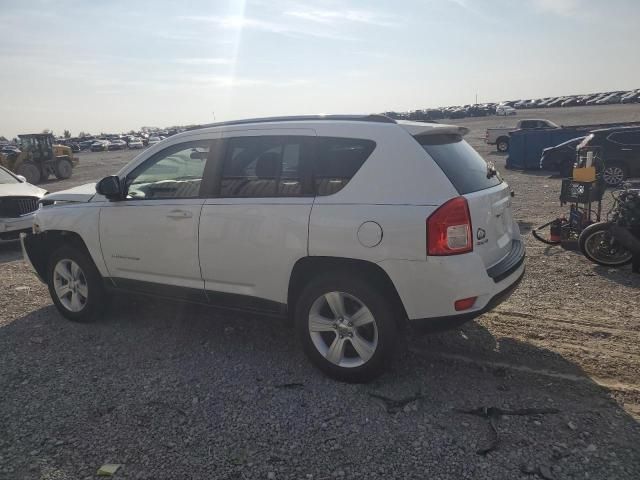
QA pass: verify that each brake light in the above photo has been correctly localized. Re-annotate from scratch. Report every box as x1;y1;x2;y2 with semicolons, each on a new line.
427;197;473;255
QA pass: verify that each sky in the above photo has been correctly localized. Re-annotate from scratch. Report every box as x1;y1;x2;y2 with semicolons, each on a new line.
1;0;639;138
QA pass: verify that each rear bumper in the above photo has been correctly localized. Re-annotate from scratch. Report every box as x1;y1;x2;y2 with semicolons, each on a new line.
410;265;524;332
379;238;525;323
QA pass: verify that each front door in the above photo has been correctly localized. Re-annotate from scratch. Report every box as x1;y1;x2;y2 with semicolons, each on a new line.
99;139;214;299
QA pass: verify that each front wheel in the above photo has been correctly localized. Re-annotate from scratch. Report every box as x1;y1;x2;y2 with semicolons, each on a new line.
47;246;106;322
295;272;397;383
579;222;633;267
54;157;73;179
16;162;41;184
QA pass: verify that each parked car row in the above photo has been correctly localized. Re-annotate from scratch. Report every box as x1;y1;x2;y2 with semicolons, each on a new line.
84;137;157;152
508;89;640;110
54;131;175;153
382;89;639;122
384;104;499;122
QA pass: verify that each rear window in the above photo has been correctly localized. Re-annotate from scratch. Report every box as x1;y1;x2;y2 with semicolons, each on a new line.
417;134;502;194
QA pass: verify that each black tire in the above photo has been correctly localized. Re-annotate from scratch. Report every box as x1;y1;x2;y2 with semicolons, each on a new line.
47;245;106;322
496;137;509;152
579;222;633;267
294;271;397;383
601;163;627;186
16;162;41;184
54;157;73;179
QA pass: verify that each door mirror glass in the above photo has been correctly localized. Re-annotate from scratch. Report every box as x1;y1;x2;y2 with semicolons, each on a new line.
96;175;123;200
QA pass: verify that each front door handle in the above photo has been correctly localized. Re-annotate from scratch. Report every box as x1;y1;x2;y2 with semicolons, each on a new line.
166;209;193;219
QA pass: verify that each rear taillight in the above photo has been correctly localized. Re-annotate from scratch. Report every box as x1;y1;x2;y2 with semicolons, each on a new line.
427;197;473;256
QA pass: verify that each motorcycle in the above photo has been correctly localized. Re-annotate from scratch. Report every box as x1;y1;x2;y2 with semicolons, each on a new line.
579;184;640;271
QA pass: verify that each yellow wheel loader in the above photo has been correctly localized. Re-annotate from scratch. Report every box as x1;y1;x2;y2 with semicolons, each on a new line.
0;134;79;184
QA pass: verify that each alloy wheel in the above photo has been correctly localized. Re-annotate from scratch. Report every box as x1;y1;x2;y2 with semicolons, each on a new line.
602;166;625;186
308;291;378;368
53;259;88;312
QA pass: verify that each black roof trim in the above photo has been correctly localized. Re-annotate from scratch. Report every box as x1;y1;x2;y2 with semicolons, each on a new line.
187;114;396;131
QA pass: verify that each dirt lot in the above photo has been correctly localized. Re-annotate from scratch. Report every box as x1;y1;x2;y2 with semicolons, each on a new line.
1;105;639;479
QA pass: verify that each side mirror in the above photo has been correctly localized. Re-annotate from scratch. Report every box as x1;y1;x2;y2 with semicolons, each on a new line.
96;175;124;201
16;175;27;182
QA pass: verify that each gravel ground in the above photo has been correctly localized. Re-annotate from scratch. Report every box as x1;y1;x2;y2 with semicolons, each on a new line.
1;105;639;479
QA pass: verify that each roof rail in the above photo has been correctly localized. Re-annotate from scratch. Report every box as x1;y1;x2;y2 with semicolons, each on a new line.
187;114;396;131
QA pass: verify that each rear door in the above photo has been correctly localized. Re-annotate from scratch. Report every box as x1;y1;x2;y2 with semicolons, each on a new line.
417;133;517;268
198;129;315;311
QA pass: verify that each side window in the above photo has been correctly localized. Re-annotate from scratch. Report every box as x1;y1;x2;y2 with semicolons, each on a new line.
609;132;640;146
126;140;211;199
520;121;536;129
313;137;375;196
219;136;307;197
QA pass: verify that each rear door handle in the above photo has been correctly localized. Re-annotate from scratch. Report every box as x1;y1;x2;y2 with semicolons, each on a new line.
166;209;193;219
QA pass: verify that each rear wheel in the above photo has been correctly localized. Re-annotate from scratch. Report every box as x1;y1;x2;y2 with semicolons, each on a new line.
496;138;509;152
16;162;41;184
295;272;397;382
602;163;626;186
579;222;633;267
54;157;73;179
47;246;105;322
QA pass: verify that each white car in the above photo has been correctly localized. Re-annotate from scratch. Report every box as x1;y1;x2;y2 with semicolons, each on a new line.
147;136;162;146
496;105;517;116
128;138;144;149
22;115;524;382
0;166;47;240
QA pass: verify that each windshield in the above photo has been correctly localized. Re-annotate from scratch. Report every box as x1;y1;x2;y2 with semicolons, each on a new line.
0;167;19;184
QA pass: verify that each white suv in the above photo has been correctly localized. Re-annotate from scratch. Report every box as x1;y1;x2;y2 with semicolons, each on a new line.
22;115;524;382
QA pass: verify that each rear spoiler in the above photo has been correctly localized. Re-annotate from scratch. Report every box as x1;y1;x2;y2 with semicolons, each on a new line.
397;121;470;137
